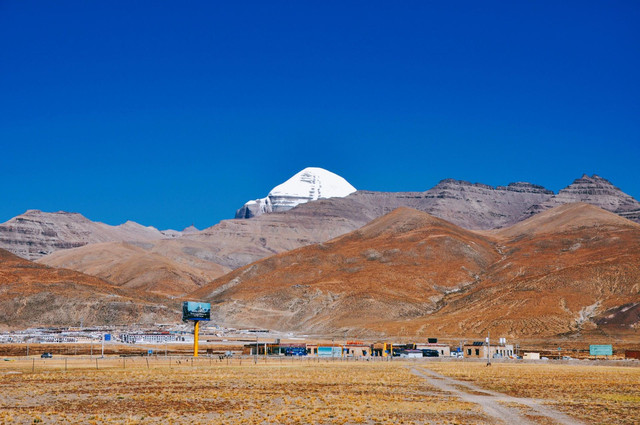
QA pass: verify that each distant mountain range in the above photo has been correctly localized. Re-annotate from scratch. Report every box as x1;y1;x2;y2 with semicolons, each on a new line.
1;169;640;336
193;203;640;339
236;172;640;229
1;202;638;339
0;170;638;296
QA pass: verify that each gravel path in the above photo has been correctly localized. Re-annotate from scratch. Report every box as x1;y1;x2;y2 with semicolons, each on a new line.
410;367;585;425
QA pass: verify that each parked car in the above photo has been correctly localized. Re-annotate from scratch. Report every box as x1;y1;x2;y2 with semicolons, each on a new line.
41;352;53;359
421;349;439;357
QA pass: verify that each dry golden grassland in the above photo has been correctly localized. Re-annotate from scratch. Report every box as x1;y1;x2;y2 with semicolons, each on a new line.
422;361;640;425
0;357;485;424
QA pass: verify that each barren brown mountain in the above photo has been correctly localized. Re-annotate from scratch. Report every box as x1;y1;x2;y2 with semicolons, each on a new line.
191;207;500;335
192;203;640;340
34;201;366;292
182;174;638;272
402;203;640;338
0;210;175;260
0;248;176;328
38;240;230;296
7;174;640;298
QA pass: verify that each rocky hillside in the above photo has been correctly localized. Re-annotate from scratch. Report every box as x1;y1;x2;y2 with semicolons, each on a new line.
0;248;177;327
522;174;640;222
0;210;179;260
191;204;640;339
38;240;230;297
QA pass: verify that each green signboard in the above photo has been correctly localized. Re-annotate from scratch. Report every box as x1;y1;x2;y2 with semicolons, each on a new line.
589;345;613;356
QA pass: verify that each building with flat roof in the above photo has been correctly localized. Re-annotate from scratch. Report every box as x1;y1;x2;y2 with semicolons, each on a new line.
463;341;514;359
415;343;450;357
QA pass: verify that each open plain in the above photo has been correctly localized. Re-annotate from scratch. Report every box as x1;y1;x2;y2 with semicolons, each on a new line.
0;357;638;424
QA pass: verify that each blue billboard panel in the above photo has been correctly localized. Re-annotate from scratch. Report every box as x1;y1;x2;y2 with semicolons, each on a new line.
104;334;111;341
182;301;211;321
589;345;613;356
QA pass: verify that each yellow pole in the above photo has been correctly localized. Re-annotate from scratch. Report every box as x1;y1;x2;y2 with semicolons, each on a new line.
193;321;199;357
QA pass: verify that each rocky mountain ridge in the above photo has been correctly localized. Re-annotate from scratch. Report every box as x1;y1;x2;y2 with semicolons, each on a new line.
5;173;640;298
0;210;182;260
236;173;640;229
522;174;640;222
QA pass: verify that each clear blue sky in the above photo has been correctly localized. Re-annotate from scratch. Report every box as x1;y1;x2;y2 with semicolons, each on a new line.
1;1;638;230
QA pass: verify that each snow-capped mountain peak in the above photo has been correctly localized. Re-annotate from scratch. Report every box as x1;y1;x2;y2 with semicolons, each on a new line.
236;167;357;218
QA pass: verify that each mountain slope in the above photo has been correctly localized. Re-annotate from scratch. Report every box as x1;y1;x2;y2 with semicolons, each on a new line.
417;204;640;337
38;241;229;296
191;207;499;334
0;210;176;260
0;248;176;327
191;204;640;339
187;180;555;270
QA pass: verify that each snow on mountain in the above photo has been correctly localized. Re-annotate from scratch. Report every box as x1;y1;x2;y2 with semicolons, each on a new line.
235;167;357;218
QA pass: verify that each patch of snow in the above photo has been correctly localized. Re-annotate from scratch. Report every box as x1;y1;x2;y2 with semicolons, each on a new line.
269;167;356;200
235;167;356;218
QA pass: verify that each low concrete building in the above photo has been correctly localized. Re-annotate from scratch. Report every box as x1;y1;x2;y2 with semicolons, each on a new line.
463;341;514;358
523;352;540;360
415;343;450;357
343;343;371;358
120;332;184;344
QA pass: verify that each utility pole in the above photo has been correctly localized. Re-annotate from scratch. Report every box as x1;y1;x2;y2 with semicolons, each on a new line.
486;332;491;366
101;334;105;358
254;334;258;364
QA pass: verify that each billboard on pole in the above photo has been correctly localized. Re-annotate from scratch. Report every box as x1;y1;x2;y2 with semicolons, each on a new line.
182;301;211;321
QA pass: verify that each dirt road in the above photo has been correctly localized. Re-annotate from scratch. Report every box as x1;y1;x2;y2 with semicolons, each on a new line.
410;367;585;425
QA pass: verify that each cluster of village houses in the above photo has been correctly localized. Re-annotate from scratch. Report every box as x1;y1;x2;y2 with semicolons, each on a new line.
241;339;517;359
